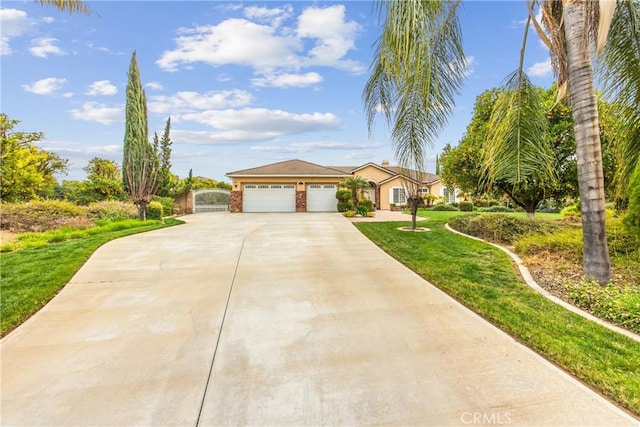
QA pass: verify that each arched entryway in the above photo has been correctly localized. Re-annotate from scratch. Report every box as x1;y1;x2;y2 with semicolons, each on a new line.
362;181;378;209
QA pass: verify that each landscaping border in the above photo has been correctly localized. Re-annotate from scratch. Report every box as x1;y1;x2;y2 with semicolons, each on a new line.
444;223;640;343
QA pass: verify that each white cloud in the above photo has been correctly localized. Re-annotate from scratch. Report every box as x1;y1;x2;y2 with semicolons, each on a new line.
157;4;362;74
296;5;362;71
171;108;341;145
178;108;340;134
145;81;164;91
22;77;66;95
528;58;552;77
252;141;383;154
86;80;118;96
70;102;123;125
244;5;293;27
156;19;301;71
345;152;375;160
1;8;34;55
42;16;55;24
251;72;322;88
29;37;66;58
148;89;252;114
62;92;74;98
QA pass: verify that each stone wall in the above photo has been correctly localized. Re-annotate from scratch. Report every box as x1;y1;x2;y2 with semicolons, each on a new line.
230;190;242;213
296;191;306;212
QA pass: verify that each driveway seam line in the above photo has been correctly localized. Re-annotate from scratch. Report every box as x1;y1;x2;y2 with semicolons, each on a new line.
195;234;248;426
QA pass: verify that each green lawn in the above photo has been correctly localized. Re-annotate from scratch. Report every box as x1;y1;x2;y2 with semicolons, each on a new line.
355;211;640;415
0;218;183;337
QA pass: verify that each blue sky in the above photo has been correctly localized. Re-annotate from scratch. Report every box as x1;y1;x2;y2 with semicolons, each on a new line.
1;1;554;183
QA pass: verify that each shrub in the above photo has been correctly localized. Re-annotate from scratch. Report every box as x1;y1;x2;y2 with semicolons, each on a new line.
479;205;515;213
343;210;356;218
0;200;88;232
146;201;163;220
515;229;583;260
337;201;354;212
432;204;459;211
359;199;373;212
335;189;351;203
152;196;175;217
423;194;438;207
86;201;138;221
459;201;474;212
561;203;581;218
366;211;376;218
567;279;640;333
449;213;559;245
355;205;369;216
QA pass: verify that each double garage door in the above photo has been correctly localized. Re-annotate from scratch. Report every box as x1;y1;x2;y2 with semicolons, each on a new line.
243;184;337;212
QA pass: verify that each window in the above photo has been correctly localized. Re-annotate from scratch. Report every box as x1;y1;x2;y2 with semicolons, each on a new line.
391;187;407;205
418;188;430;195
443;187;456;203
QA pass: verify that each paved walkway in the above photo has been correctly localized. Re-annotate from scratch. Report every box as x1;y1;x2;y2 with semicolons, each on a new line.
1;213;637;426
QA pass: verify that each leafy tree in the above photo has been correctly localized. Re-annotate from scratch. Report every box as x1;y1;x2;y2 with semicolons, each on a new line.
1;114;68;202
190;176;231;191
440;90;501;197
122;51;159;220
339;176;370;208
441;86;617;218
83;157;126;201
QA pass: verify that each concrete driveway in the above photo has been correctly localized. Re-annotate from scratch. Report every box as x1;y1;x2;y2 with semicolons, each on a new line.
1;213;637;426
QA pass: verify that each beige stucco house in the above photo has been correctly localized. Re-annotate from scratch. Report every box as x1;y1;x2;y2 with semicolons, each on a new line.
226;159;457;213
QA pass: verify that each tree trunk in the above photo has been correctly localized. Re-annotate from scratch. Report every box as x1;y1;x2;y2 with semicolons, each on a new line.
352;189;359;208
563;0;611;284
136;201;147;221
409;196;421;229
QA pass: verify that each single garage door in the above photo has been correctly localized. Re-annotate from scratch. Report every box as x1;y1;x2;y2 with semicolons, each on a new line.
243;184;296;212
307;184;338;212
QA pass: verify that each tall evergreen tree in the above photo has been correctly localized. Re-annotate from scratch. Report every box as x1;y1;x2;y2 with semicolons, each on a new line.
123;51;159;220
157;117;173;197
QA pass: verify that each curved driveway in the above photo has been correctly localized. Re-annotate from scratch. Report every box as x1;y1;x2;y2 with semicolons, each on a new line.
1;213;637;426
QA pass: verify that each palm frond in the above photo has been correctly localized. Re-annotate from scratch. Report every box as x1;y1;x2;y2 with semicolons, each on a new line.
598;0;640;191
483;70;556;188
37;0;91;15
363;0;466;171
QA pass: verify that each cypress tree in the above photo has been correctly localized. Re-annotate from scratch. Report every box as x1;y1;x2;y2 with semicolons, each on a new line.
123;51;159;220
157;117;173;196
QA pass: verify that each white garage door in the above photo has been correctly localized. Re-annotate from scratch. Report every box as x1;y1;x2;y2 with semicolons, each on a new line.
243;184;296;212
307;184;338;212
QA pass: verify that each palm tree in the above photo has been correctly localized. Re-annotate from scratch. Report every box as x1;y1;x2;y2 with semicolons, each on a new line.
340;176;370;208
365;0;637;284
363;1;467;182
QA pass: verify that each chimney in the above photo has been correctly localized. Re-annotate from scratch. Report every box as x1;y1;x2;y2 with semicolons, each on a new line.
381;160;390;167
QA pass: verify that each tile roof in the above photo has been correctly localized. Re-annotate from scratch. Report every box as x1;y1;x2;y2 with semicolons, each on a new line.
226;159;351;177
226;159;441;183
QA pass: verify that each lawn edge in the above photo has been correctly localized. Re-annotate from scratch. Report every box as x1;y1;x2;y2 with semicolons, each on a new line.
444;223;640;343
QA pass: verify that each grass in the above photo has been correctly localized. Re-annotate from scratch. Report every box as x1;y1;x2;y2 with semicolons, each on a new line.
355;210;640;416
0;218;183;337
